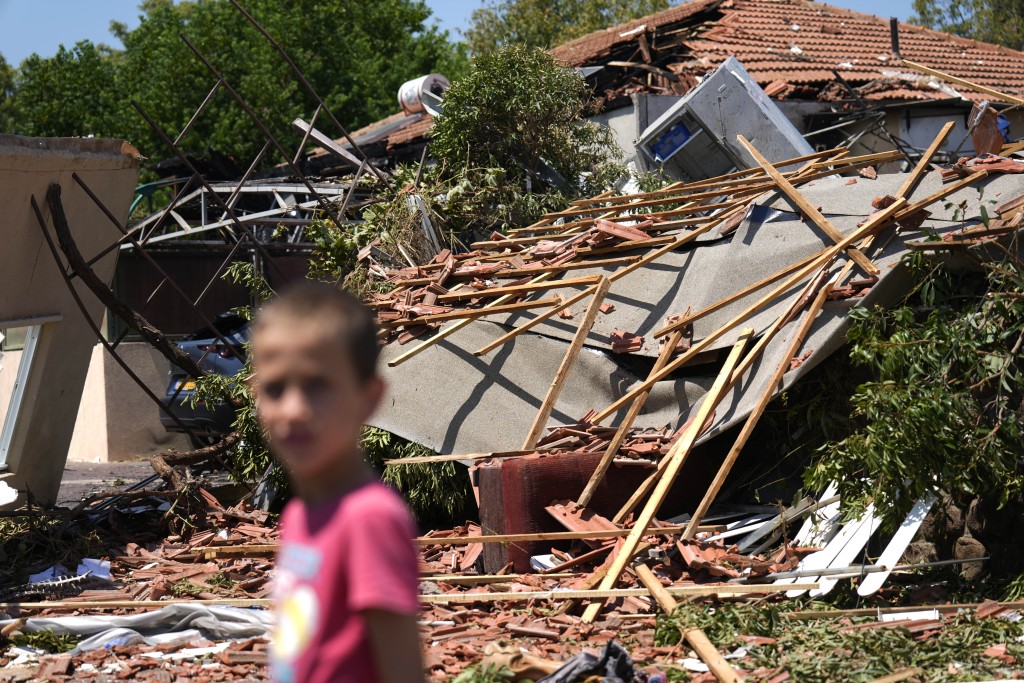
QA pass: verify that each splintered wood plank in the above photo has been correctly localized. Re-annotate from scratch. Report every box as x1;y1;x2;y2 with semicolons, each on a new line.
580;331;751;624
737;135;878;275
381;296;559;328
387;273;554;367
521;277;611;450
682;283;832;539
683;627;745;683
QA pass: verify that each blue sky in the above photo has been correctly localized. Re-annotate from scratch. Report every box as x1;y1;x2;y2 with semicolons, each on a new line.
0;0;915;66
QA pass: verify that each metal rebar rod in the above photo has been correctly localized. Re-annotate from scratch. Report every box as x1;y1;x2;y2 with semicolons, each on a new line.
226;0;390;186
177;33;348;233
72;173;245;361
131;99;290;281
30;196;203;441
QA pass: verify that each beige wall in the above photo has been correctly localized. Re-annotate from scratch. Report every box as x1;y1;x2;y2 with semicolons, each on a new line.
67;342;190;463
0;135;140;504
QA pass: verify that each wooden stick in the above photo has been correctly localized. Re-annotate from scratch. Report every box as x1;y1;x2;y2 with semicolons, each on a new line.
682;283;833;539
196;526;717;559
653;250;822;338
1001;140;1024;157
387;273;554;367
419;582;816;605
897;120;955;199
1;598;272;611
901;59;1024;106
437;275;600;302
783;600;1024;621
634;562;678;614
592;198;909;424
475;204;746;357
421;572;574;585
582;331;752;623
738;135;877;275
576;330;684;507
553;147;851;210
684;628;745;683
385;448;559;465
381;297;560;328
522;277;612;449
866;669;923;683
894;170;988;220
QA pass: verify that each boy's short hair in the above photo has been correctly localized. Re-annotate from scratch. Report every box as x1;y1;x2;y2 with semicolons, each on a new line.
253;281;380;382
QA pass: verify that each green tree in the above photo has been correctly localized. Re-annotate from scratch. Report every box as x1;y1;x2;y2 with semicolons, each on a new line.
911;0;1024;50
113;0;467;170
465;0;673;54
6;0;466;172
430;45;622;197
11;41;119;138
805;248;1024;527
0;53;16;133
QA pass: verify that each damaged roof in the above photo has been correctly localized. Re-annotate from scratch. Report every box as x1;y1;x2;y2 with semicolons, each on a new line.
317;0;1024;159
552;0;1024;102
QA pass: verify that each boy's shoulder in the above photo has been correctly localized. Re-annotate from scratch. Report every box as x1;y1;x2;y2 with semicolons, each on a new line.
344;480;412;518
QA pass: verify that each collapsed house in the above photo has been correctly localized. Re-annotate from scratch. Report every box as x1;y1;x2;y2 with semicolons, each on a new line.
339;0;1024;169
4;2;1024;679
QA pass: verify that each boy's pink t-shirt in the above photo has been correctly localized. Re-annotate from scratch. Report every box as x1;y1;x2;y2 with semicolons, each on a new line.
271;481;420;683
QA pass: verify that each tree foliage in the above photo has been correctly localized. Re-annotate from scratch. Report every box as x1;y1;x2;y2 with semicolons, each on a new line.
8;41;118;138
465;0;673;54
0;54;16;134
4;0;466;172
430;45;622;199
806;245;1024;527
911;0;1024;50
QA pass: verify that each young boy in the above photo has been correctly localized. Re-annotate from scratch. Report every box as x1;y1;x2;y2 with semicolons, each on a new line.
251;282;425;683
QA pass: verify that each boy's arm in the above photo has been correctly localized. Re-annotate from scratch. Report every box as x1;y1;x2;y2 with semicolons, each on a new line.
365;609;425;683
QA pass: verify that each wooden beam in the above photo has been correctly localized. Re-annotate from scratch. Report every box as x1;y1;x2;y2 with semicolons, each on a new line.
522;277;612;449
591;198;908;425
436;275;600;302
738;135;877;275
1;598;272;611
634;562;678;614
381;297;559;328
581;332;752;623
782;600;1024;621
419;582;817;605
897;120;955;199
474;203;746;357
387;273;554;367
577;330;683;507
684;628;745;683
901;59;1024;106
652;250;822;338
682;283;832;539
866;669;923;683
421;572;575;585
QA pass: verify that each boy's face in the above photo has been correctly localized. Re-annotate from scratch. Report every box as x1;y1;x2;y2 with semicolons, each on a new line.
251;321;383;483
